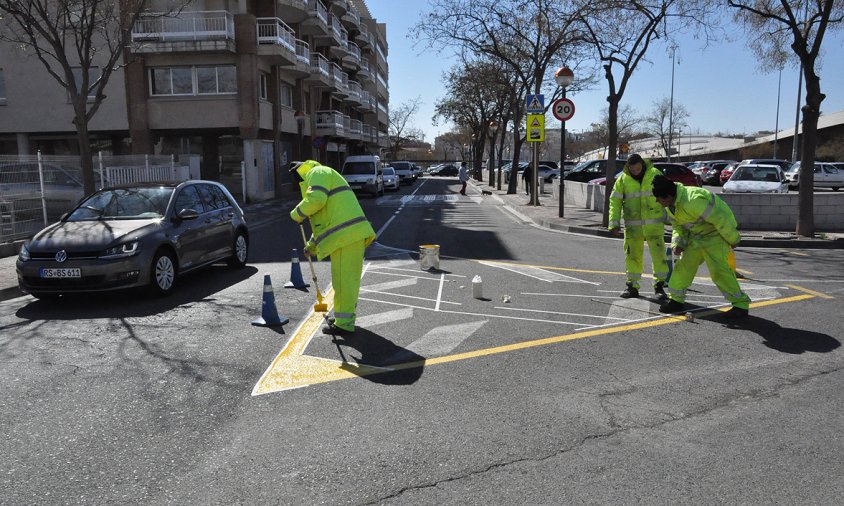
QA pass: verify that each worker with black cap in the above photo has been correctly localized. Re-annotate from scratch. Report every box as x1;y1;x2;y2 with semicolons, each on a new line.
651;174;750;318
289;160;376;335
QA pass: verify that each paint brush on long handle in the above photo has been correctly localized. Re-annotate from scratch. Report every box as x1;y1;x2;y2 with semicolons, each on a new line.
300;224;328;312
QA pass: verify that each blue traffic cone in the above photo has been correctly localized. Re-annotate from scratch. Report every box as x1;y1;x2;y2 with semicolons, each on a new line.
284;248;310;289
252;274;290;327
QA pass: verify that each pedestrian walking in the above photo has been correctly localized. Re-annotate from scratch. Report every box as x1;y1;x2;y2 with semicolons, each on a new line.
651;174;751;318
289;160;377;335
522;163;534;196
458;161;469;195
608;154;669;299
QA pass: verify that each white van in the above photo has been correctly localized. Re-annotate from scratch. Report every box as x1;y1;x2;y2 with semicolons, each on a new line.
340;155;384;197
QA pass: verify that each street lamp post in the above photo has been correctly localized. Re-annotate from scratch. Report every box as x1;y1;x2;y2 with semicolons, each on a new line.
488;120;498;187
555;66;574;218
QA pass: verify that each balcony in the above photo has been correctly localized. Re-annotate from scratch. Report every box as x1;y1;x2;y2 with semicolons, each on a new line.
345;80;362;105
341;3;361;30
356;59;371;81
341;41;361;70
301;0;329;37
358;90;373;112
349;119;363;141
131;10;235;53
256;18;296;65
355;24;371;48
285;39;311;76
330;63;349;96
277;0;311;24
315;110;347;137
362;124;374;143
306;53;332;86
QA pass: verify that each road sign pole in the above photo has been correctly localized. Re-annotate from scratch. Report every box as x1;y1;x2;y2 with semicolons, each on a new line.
559;88;566;217
531;143;540;206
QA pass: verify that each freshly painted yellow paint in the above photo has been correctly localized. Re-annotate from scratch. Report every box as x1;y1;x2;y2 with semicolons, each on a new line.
786;284;834;299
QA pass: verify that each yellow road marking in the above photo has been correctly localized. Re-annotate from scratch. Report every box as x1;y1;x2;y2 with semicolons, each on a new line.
252;286;816;395
786;284;834;299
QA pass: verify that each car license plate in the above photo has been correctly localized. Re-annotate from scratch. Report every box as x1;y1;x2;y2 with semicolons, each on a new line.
40;268;81;278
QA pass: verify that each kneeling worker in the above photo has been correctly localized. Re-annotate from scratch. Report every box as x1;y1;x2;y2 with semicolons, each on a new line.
651;175;750;318
289;160;376;335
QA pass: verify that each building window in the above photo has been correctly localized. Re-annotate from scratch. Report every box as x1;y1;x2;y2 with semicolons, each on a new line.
72;66;100;99
280;82;293;107
197;66;237;94
0;68;6;104
259;74;268;100
149;65;237;96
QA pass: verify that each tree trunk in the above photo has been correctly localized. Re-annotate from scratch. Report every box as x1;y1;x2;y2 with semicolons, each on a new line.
488;132;497;186
602;97;620;227
796;71;824;237
75;115;95;195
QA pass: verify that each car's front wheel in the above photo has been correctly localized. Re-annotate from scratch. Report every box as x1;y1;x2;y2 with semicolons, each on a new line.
149;249;177;296
227;232;248;269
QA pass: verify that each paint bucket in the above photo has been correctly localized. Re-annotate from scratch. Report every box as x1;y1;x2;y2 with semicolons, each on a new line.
419;244;440;271
472;275;483;299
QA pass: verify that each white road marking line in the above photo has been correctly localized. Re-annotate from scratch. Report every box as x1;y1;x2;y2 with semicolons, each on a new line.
435;273;445;311
360;288;461;305
522;293;620;299
368;265;467;278
366;270;458;282
358;297;602;326
492;306;629;320
404;320;489;358
355;307;414;328
361;277;417;292
480;260;600;284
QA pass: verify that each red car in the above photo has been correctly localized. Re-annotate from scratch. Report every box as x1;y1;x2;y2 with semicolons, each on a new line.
589;162;700;186
720;163;738;184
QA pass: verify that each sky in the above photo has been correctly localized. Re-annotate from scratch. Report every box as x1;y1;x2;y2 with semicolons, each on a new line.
365;0;844;143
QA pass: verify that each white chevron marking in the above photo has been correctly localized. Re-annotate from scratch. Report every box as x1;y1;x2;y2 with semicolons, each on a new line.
479;261;600;285
404;320;488;357
361;277;418;292
355;307;414;328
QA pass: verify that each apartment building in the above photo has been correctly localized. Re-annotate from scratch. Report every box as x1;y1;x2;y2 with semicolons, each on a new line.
0;0;390;202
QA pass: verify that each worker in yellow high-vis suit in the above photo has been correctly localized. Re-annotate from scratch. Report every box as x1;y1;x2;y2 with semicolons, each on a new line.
651;175;751;318
608;154;669;299
289;160;376;335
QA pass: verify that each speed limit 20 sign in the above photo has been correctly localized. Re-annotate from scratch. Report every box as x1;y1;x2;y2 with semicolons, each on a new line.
552;98;575;122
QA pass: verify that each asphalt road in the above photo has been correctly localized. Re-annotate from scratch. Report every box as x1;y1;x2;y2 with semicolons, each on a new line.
2;176;843;504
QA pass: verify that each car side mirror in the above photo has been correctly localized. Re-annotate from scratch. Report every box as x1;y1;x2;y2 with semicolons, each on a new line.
173;208;200;222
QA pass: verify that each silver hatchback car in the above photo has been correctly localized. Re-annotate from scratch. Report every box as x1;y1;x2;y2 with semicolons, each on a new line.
16;180;249;299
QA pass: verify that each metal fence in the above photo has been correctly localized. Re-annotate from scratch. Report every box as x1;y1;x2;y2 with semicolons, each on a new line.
0;153;188;244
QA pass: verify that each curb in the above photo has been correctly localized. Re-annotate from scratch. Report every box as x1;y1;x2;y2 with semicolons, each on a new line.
0;286;23;302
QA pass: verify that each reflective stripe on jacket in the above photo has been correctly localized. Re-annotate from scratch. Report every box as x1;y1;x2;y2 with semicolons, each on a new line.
289;160;376;260
608;159;666;238
665;183;741;249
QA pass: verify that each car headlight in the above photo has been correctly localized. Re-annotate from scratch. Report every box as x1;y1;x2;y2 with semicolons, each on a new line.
18;243;30;262
100;241;140;259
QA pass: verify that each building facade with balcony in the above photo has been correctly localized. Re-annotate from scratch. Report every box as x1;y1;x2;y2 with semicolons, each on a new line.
0;0;390;202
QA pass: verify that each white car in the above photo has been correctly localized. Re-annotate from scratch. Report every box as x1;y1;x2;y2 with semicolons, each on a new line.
382;167;400;191
723;164;788;193
784;161;844;191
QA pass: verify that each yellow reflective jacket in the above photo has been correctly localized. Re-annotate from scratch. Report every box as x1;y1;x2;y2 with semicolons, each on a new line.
666;183;741;249
289;160;376;260
608;159;666;238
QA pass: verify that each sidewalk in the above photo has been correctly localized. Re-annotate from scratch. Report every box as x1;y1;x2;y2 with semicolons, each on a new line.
0;181;842;303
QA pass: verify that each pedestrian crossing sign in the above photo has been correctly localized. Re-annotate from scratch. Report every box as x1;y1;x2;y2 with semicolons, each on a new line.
526;94;544;113
526;114;545;143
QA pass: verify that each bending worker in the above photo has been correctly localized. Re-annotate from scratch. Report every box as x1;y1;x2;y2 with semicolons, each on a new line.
651;175;751;318
289;160;376;335
608;154;669;299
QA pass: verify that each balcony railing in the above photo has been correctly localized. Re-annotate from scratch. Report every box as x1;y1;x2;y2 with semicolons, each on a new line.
132;10;235;42
347;42;361;64
315;110;346;136
359;59;370;73
312;1;328;26
257;18;295;52
331;63;348;92
356;24;369;46
344;3;361;26
349;119;363;138
362;124;373;143
310;53;331;78
346;80;361;103
295;39;310;65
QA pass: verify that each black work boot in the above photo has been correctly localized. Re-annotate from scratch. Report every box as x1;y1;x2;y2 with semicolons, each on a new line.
659;299;685;314
654;281;667;300
322;323;355;336
722;306;749;319
619;284;639;298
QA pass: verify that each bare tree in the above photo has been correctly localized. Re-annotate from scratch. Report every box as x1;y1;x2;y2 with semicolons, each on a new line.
590;105;641;154
576;0;714;225
643;97;690;157
414;0;586;198
728;0;844;237
388;96;423;161
0;0;179;194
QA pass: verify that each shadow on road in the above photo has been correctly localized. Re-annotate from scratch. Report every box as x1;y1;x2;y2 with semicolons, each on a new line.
724;315;841;354
332;328;425;386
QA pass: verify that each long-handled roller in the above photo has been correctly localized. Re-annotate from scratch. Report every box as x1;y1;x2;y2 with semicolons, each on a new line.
300;224;328;312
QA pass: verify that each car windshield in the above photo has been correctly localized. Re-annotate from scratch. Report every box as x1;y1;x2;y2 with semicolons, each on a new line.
343;162;374;175
383;168;395;175
66;187;173;221
732;166;781;182
391;162;411;171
